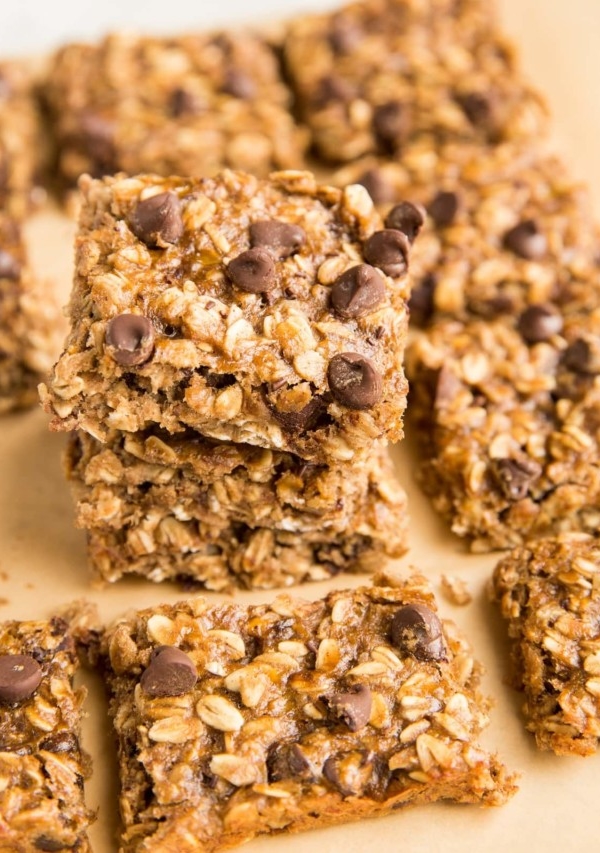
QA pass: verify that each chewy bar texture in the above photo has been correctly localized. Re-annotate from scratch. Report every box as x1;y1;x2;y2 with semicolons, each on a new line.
0;61;46;217
43;31;307;189
332;139;600;326
492;536;600;756
41;170;411;463
65;434;408;589
284;0;547;164
0;616;93;851
0;213;63;413
102;574;516;853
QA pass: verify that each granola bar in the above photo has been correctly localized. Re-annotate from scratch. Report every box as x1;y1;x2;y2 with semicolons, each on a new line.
43;31;307;190
0;615;94;851
492;535;600;756
101;573;516;853
40;169;411;463
406;311;600;550
0;213;63;413
65;435;408;589
284;0;547;163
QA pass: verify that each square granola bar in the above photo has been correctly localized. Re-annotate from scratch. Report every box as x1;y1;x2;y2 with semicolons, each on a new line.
102;573;516;852
41;169;411;463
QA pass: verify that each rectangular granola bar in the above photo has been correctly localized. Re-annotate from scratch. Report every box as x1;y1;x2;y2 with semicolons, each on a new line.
43;31;307;189
0;615;94;851
40;169;411;463
65;434;408;589
283;0;547;163
492;535;600;756
102;573;516;853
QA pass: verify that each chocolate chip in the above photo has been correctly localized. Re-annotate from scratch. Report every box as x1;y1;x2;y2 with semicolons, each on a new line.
249;220;306;260
491;456;542;501
390;604;447;662
427;191;459;228
329;18;362;53
130;191;184;247
0;654;42;703
39;732;79;754
372;100;410;150
562;339;596;374
313;74;355;108
456;91;497;130
357;169;396;206
226;247;276;293
433;363;462;408
384;201;424;243
327;353;383;409
105;314;155;367
80;112;116;173
34;836;66;852
517;304;564;344
322;750;375;797
363;229;410;277
409;274;436;327
140;646;197;698
330;264;386;319
170;87;204;117
322;684;372;731
0;249;21;280
503;220;547;260
267;742;312;782
222;69;256;100
272;395;326;432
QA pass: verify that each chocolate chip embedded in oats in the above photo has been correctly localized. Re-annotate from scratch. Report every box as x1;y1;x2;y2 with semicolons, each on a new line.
130;191;184;247
491;457;542;501
267;742;313;782
222;69;256;100
322;684;372;731
409;274;436;328
390;604;447;662
140;645;197;698
357;169;396;206
313;74;355;107
372;100;410;149
272;395;325;432
105;314;155;367
384;201;424;244
517;304;564;344
331;264;386;319
328;353;383;409
0;654;42;703
562;338;596;374
503;219;547;260
456;91;497;130
226;247;276;293
170;87;204;117
427;191;459;228
329;17;362;54
249;220;306;260
322;750;375;796
0;249;21;280
363;229;410;277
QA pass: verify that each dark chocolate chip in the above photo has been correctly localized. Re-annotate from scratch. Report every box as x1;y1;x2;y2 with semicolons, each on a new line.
384;201;425;243
390;604;447;662
322;684;372;731
170;87;204;117
130;191;184;247
313;74;355;107
322;750;374;797
363;229;410;277
267;742;313;782
105;314;155;367
249;220;306;260
433;363;462;407
327;352;383;409
0;654;42;703
80;112;116;173
226;247;276;293
330;264;386;319
357;169;396;206
517;304;564;344
140;645;197;698
222;69;256;100
491;456;542;501
408;274;436;327
503;220;547;260
372;100;410;150
272;395;326;432
562;338;596;374
456;91;496;129
39;732;79;754
34;836;66;852
0;249;21;280
427;191;459;228
329;18;362;54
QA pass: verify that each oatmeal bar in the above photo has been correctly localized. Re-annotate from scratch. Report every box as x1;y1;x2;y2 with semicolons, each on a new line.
284;0;547;163
40;170;411;463
102;573;516;853
43;31;307;190
0;615;94;851
406;310;600;551
65;436;408;589
492;535;600;756
332;138;599;326
0;61;47;217
0;213;63;413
